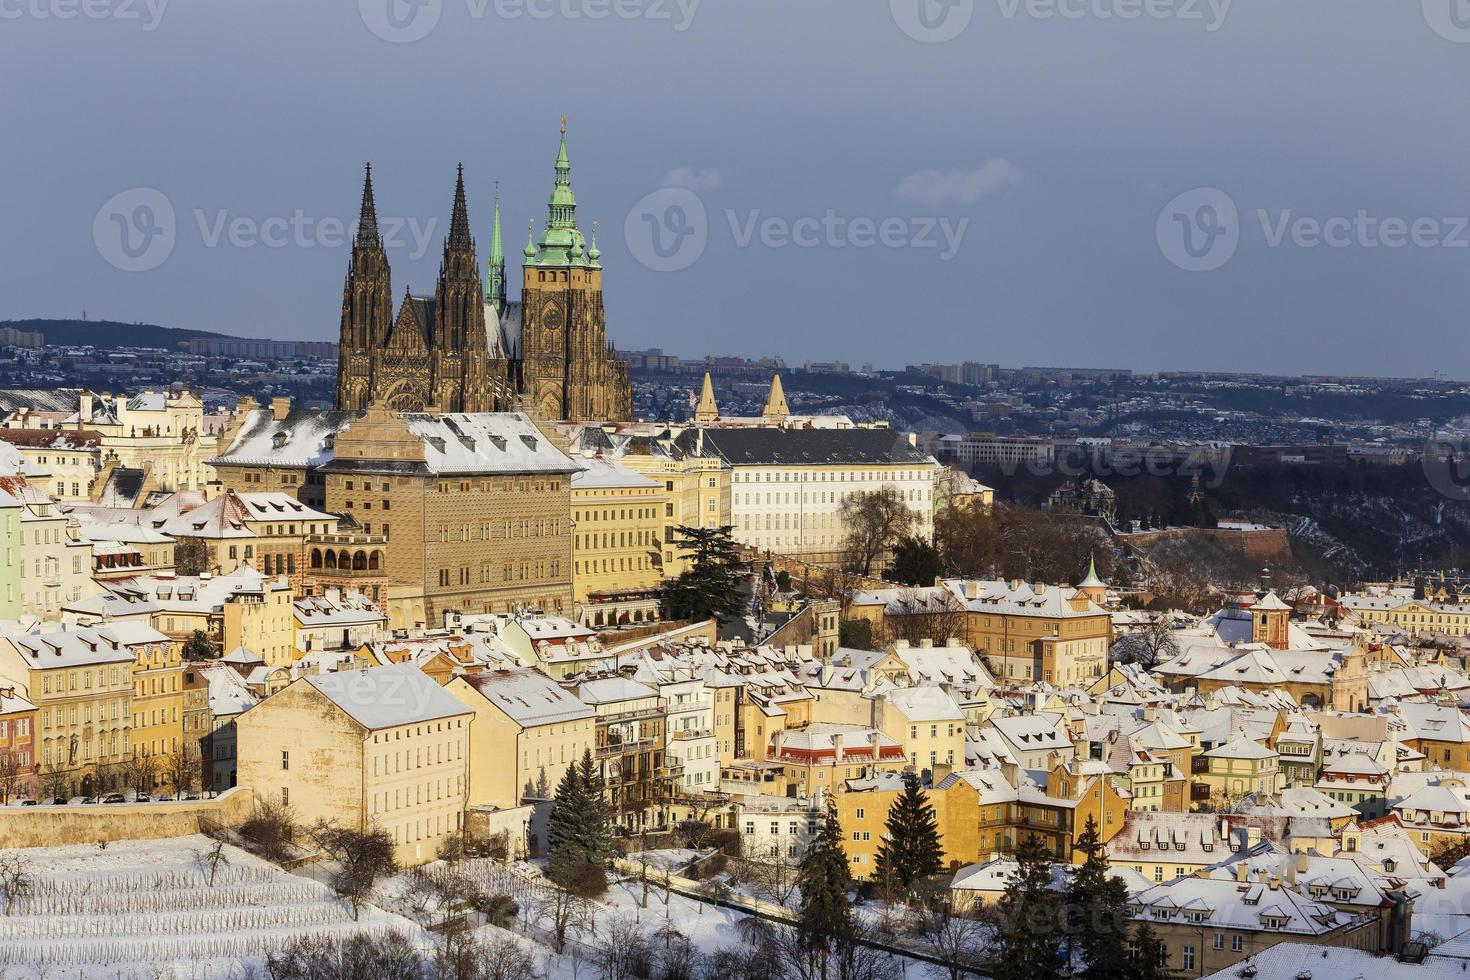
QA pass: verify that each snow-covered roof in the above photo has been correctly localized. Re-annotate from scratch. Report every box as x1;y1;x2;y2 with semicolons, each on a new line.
458;668;594;726
304;663;471;731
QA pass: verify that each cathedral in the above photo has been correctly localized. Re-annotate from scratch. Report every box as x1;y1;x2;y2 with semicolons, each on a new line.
334;124;634;422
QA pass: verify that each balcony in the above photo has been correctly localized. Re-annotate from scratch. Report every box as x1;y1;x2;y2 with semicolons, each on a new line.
671;728;714;742
597;736;657;758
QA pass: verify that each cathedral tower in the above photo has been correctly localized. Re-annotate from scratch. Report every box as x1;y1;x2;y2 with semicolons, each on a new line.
519;118;633;422
336;164;393;410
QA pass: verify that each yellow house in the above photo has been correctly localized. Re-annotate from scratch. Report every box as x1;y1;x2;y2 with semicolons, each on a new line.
1200;737;1282;800
236;663;471;866
605;432;731;578
156;489;339;583
570;456;666;628
765;723;908;797
837;771;983;877
445;667;595;810
129;631;186;764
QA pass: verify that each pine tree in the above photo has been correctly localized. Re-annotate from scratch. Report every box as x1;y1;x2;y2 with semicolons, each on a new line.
796;796;854;946
990;834;1064;980
576;749;613;864
1128;921;1178;979
1066;816;1130;979
661;525;750;622
872;771;943;896
546;765;588;878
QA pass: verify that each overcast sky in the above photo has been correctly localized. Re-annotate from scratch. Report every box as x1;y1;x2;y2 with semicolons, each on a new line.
3;0;1469;378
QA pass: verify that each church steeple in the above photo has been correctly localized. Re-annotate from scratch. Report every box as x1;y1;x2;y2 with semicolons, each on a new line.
694;371;719;423
486;185;506;317
356;163;381;248
528;116;591;268
447;163;473;250
762;373;790;424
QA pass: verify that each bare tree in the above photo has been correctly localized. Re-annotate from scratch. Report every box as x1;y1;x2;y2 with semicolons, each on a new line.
884;587;971;648
1112;617;1181;670
196;837;231;887
162;742;203;798
921;904;990;980
839;487;917;577
597;918;656;980
0;854;35;916
0;753;21;804
38;762;68;801
118;751;160;795
308;821;399;921
534;885;590;954
239;799;297;863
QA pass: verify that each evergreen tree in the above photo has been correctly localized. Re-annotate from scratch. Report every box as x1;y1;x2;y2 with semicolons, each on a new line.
546;750;613;894
884;535;944;587
661;525;750;622
872;771;943;896
1128;921;1178;979
796;797;854;946
576;748;614;862
990;834;1064;980
1066;816;1130;979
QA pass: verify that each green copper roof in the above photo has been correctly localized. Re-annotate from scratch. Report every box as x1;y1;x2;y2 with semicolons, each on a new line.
527;119;594;269
486;188;506;316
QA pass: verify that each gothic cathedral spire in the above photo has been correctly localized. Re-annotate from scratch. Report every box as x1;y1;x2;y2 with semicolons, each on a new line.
357;162;381;247
486;185;507;318
447;163;473;250
335;163;394;410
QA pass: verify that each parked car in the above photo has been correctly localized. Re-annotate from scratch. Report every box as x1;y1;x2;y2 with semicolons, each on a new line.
69;796;98;805
134;793;151;802
154;793;175;802
18;799;38;806
46;796;67;806
101;793;126;804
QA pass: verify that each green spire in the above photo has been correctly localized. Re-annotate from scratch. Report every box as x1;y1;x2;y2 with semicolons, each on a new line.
486;184;506;317
528;115;591;268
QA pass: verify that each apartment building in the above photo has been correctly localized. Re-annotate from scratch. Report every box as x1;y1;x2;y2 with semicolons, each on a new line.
564;676;674;831
680;427;939;566
445;667;595;809
569;456;665;627
0;623;152;797
0;685;37;800
237;662;472;865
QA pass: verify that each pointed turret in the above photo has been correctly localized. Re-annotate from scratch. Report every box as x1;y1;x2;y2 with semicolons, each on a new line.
762;373;790;424
447;164;473;250
694;371;719;423
528;116;591;267
486;185;506;317
1079;554;1104;589
356;162;381;247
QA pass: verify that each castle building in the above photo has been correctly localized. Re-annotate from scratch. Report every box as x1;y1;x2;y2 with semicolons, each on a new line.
334;123;633;423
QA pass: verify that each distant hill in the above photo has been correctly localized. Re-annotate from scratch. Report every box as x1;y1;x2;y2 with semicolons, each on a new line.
1;318;234;350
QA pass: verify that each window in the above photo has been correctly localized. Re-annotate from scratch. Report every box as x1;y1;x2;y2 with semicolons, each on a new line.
1181;946;1194;971
1231;935;1243;952
1212;933;1224;950
281;750;289;771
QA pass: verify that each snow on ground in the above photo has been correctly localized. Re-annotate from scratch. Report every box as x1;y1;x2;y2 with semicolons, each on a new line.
0;835;427;979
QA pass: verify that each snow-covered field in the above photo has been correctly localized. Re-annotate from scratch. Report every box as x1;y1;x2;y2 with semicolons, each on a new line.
0;836;427;979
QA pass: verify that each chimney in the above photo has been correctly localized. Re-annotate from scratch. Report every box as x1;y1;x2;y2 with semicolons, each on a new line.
1234;862;1249;882
1247;825;1262;849
1295;850;1309;874
270;396;292;421
964;581;980;600
919;638;933;649
832;732;843;761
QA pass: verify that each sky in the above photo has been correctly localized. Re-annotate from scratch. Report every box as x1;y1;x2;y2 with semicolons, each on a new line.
2;0;1469;378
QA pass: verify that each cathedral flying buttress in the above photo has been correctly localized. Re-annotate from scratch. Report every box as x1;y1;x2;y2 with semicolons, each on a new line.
334;124;633;422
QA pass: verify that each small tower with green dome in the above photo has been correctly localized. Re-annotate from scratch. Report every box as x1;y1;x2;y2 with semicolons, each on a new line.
485;184;507;318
